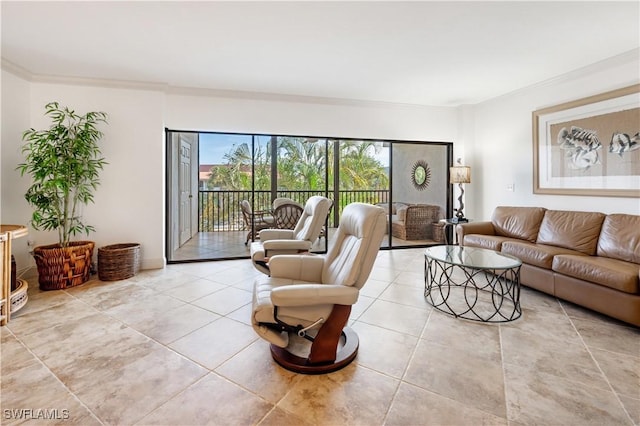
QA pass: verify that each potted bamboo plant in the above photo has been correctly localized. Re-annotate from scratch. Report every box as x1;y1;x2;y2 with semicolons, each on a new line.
18;102;108;290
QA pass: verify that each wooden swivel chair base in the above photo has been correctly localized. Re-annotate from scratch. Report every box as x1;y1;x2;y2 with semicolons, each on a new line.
267;305;359;374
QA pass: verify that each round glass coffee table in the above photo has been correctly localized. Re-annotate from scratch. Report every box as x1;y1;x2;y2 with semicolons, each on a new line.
424;245;522;322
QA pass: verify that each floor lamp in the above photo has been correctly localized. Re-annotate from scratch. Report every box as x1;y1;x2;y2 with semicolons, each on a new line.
450;160;471;223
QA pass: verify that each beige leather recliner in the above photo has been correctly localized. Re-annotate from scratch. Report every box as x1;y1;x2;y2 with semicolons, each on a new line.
250;196;332;275
251;202;386;373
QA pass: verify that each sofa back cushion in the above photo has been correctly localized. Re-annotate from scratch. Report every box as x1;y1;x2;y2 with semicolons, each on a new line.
537;210;605;255
597;214;640;263
491;206;547;242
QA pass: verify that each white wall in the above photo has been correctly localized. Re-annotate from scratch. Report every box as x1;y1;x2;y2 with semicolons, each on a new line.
468;51;640;221
165;92;458;142
1;73;459;271
4;50;637;271
1;75;167;270
1;70;32;270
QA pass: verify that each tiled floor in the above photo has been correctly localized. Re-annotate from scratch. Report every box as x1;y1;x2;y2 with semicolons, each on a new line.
2;248;638;425
169;230;434;261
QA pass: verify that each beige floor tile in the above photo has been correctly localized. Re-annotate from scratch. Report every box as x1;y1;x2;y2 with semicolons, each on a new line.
500;306;582;344
38;327;159;392
405;338;506;417
7;311;125;354
161;277;227;302
226;302;253;326
358;299;430;336
379;282;433;309
206;262;262;287
140;270;201;292
501;326;608;391
571;317;640;357
278;364;399;425
73;346;207;424
192;286;252;315
216;340;300;403
1;331;40;375
130;303;220;344
169;317;258;369
391;270;425;288
359;277;391;298
257;406;315;426
619;395;640;425
560;299;627;325
504;362;631;425
139;373;272;425
1;358;101;425
102;292;185;324
66;279;155;309
10;284;76;318
350;294;375;321
422;312;501;361
518;287;564;315
385;382;508;426
590;348;640;398
368;265;402;282
6;298;99;338
351;321;418;378
2;248;636;426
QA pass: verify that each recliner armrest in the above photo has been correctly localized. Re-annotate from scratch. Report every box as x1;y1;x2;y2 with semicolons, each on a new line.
269;255;324;282
271;284;359;306
259;229;295;241
263;239;312;252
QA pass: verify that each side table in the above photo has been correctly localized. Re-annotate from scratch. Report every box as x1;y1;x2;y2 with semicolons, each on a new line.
1;225;29;325
439;219;470;245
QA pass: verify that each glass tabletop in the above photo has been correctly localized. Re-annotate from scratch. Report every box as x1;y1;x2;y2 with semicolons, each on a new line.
425;245;522;269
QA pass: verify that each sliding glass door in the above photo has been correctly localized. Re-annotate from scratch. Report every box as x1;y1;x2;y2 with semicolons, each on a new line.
166;129;452;262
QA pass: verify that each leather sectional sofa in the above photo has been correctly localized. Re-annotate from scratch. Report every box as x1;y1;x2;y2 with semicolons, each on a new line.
457;206;640;326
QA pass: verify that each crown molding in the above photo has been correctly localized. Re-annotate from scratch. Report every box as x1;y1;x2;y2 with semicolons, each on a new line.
1;58;32;81
1;58;168;92
165;85;448;110
483;48;640;105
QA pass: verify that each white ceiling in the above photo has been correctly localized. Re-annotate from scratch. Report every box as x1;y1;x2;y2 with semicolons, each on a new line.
2;1;639;107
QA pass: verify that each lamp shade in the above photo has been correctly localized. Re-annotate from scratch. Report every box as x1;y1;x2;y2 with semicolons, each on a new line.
450;166;471;184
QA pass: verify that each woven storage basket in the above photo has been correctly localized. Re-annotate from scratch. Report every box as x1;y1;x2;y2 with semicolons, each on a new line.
98;243;141;281
34;241;95;290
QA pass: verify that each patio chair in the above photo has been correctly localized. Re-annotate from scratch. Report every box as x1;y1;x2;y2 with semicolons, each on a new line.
240;200;275;245
273;202;304;230
272;197;303;210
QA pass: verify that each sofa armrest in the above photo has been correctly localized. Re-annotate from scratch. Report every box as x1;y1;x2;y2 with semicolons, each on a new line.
457;221;495;246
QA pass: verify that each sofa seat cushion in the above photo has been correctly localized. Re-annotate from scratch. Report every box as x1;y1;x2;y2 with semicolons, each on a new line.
552;255;640;294
501;241;585;269
463;235;520;251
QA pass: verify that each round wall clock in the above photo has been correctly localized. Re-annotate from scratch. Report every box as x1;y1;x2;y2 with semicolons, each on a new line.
411;160;431;190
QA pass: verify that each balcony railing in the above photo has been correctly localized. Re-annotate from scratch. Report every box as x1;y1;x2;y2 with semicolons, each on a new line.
199;189;389;232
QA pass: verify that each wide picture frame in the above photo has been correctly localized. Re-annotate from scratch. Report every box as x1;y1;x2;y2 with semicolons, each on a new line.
533;84;640;197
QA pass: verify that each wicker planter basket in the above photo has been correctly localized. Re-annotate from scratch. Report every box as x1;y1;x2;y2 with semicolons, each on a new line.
33;241;95;290
98;243;141;281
